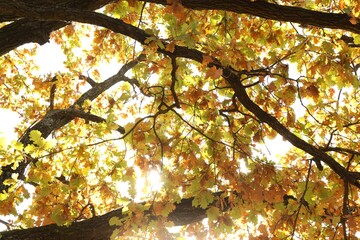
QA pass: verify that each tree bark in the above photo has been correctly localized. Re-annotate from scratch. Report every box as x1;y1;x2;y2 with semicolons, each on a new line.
1;0;360;56
0;0;113;56
0;194;217;240
146;0;360;34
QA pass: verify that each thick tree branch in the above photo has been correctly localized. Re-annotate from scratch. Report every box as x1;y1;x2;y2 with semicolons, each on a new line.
223;67;360;188
0;0;113;56
59;109;126;134
146;0;360;34
1;0;360;56
0;20;65;56
0;192;224;240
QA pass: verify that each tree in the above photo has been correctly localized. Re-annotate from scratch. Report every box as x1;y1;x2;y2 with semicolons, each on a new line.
0;0;359;239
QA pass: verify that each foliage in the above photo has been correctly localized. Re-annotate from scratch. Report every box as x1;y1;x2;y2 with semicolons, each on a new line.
0;0;360;239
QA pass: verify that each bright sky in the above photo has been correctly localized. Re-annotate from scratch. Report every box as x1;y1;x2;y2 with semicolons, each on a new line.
0;109;20;144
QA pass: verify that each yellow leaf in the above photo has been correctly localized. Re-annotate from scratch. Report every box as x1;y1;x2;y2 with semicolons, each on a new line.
13;141;23;151
29;130;42;144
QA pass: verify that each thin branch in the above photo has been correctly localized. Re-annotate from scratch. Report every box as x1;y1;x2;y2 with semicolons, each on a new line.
79;74;97;87
170;56;180;108
0;55;144;192
49;76;57;110
0;219;15;231
296;78;322;125
341;179;349;240
320;146;360;156
291;159;313;239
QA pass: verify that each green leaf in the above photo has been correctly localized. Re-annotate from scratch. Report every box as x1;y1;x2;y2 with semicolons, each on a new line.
157;40;165;49
206;206;220;221
110;229;120;240
109;216;122;226
321;41;333;54
192;190;214;209
50;205;67;226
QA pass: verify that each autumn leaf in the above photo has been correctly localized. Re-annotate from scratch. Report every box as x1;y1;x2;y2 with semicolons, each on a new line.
192;190;214;209
202;55;213;67
153;202;176;217
206;206;220;221
349;16;358;25
165;41;176;53
205;66;223;80
109;216;122;226
50;205;69;226
306;84;320;100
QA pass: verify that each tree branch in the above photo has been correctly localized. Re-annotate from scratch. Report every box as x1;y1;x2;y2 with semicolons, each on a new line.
0;0;113;56
1;0;358;191
145;0;360;34
0;192;225;240
0;57;143;192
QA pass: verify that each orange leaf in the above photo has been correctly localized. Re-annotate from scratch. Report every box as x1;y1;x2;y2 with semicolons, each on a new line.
306;84;319;99
63;24;75;37
202;55;213;66
205;66;223;80
349;16;358;25
165;41;176;53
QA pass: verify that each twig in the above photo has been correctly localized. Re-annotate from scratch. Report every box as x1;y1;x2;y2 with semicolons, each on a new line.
291;159;313;239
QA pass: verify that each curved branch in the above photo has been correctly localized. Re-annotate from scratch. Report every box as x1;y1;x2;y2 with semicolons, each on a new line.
0;0;113;56
223;66;360;188
145;0;360;34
